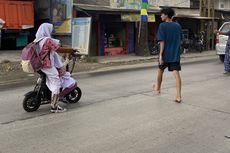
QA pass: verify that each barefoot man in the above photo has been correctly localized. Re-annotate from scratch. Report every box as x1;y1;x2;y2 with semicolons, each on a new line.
153;7;182;103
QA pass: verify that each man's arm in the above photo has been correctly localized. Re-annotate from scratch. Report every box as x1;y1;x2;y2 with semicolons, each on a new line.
157;24;165;65
159;41;164;65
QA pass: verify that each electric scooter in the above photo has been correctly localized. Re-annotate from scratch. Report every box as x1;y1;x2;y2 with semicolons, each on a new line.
22;51;82;112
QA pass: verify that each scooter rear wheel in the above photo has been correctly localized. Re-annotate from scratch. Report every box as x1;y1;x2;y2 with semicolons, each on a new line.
23;91;41;112
66;87;82;103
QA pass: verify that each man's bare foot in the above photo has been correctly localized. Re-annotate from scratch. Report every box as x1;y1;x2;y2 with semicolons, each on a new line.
152;84;160;94
174;98;182;103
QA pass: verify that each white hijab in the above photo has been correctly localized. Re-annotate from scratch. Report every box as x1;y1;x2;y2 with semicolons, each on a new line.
34;23;60;50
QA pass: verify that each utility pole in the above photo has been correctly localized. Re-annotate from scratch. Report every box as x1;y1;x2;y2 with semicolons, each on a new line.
200;0;215;50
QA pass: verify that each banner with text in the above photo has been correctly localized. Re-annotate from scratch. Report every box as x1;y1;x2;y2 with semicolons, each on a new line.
72;17;92;55
121;13;155;22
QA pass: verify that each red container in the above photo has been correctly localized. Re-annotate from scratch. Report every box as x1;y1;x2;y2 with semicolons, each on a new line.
0;0;34;29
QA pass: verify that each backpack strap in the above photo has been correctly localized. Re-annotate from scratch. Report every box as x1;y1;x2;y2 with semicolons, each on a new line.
34;38;48;65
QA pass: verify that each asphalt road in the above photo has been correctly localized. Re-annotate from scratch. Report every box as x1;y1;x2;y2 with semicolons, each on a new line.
0;59;230;153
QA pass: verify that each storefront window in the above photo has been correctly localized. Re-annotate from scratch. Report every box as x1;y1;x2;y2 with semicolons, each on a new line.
104;22;126;56
104;33;122;48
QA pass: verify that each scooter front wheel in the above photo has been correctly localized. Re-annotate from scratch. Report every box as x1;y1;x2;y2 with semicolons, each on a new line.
66;87;82;103
23;91;41;112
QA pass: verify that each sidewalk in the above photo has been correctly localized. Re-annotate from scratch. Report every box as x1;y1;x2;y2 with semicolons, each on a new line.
0;50;218;88
0;49;217;64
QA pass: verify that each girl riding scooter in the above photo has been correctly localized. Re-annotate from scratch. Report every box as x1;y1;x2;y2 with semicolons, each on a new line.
29;23;79;113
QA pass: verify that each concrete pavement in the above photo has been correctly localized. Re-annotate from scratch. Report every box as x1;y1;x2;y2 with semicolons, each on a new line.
0;59;230;153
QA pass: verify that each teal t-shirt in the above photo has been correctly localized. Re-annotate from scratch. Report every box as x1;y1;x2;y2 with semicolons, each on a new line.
157;22;182;62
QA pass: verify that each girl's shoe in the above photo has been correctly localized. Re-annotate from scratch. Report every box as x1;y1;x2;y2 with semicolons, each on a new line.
51;105;67;113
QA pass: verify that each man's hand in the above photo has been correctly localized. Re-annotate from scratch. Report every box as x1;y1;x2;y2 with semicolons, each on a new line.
159;55;164;65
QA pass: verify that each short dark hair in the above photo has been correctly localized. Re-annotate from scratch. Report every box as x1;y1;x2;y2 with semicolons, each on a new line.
160;8;175;19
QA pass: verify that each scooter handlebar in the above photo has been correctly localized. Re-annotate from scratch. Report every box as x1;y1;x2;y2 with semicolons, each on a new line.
71;50;82;58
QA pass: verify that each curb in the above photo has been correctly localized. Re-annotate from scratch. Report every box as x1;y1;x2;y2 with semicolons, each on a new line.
0;55;218;90
74;55;218;76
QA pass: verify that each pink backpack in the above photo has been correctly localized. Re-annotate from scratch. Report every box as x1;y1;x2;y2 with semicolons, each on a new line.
21;41;43;73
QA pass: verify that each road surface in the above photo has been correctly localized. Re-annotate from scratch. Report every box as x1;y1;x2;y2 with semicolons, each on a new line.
0;59;230;153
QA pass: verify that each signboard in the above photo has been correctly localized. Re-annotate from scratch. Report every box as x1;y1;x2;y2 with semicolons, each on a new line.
125;0;140;9
51;0;73;34
155;0;190;7
110;0;141;9
110;0;124;8
148;0;155;6
121;14;155;22
72;17;91;55
110;0;189;8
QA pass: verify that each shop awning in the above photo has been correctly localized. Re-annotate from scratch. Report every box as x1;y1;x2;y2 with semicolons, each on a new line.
175;15;219;20
74;4;158;22
174;8;219;20
73;3;160;14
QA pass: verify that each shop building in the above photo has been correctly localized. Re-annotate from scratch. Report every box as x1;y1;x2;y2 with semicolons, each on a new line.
173;8;219;51
35;0;220;56
74;3;159;56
